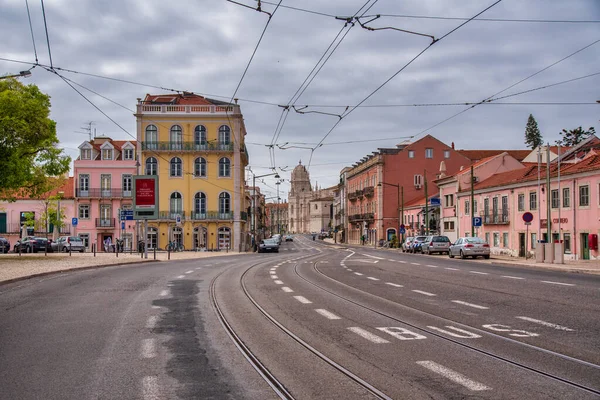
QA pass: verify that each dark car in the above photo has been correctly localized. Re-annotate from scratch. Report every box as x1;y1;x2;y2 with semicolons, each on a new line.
258;238;279;253
14;236;52;253
0;237;10;253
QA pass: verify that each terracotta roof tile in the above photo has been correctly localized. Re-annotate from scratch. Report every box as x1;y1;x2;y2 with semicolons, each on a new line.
457;149;530;162
144;93;232;106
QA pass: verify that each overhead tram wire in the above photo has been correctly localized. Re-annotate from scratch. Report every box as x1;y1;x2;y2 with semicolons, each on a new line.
25;0;39;64
307;0;503;168
40;0;54;68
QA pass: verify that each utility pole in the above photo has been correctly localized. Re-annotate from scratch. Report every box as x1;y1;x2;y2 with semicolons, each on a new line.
424;169;429;235
471;165;475;237
546;143;551;240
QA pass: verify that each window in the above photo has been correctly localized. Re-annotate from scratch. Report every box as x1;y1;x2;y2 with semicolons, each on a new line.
562;187;570;208
493;233;499;247
194;192;206;215
484;198;490;223
501;196;508;222
102;148;113;160
531;233;537;249
219;157;231;177
122;175;132;195
194;125;207;147
219;192;231;214
464;200;470;215
146;157;157;175
563;233;571;253
81;148;91;160
503;232;508;247
170;157;182;177
79;174;89;193
219;125;231;145
445;194;454;207
485;232;490;244
170;125;183;149
443;221;455;230
79;233;89;249
579;185;589;206
551;189;559;208
518;193;525;211
408;150;415;159
444;150;450;159
170;192;183;217
425;148;433;159
79;204;90;219
101;174;111;196
145;125;158;149
123;148;134;160
194;157;207;177
529;191;537;210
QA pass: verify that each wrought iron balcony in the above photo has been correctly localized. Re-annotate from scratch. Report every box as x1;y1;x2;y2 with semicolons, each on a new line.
363;186;374;197
348;213;375;222
76;188;133;198
189;211;233;221
158;211;187;220
348;192;358;201
483;210;510;225
95;218;115;228
141;142;234;152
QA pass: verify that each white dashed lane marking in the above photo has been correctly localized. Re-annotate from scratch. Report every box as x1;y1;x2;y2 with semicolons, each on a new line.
445;267;459;271
185;270;193;274
269;271;276;274
282;287;293;293
141;339;157;359
386;282;403;288
294;296;312;304
452;300;489;310
146;315;159;330
416;361;490;391
159;290;169;297
426;265;438;268
354;272;363;276
541;281;575;287
367;277;380;281
348;327;390;344
469;271;488;275
410;262;421;266
176;275;185;279
516;316;574;331
502;275;525;280
271;275;278;279
142;376;160;400
274;280;283;284
397;260;407;264
315;309;341;320
412;290;436;297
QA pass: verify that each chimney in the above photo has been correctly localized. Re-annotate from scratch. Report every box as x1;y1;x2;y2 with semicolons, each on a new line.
451;142;455;149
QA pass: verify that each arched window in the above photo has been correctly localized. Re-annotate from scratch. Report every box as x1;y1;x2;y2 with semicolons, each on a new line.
170;192;182;218
146;157;157;175
218;157;230;177
218;125;230;146
194;125;207;147
170;125;182;149
145;125;157;150
170;157;182;177
219;192;231;214
194;192;207;215
194;157;207;177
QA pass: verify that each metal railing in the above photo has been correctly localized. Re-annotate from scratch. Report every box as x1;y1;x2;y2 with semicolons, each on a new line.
363;186;374;197
76;188;133;198
189;211;233;221
483;210;510;225
138;104;237;114
348;213;375;222
95;218;115;228
141;142;234;152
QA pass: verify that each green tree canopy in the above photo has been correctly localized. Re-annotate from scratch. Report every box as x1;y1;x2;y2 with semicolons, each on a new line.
524;114;543;149
0;78;70;201
556;126;596;147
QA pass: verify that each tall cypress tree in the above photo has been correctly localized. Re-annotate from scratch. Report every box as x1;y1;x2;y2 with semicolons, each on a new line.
524;114;543;149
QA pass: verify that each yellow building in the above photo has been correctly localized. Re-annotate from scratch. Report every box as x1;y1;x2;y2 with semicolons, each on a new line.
135;93;249;251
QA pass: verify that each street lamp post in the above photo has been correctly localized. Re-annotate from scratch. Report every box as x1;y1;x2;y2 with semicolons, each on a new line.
276;180;282;235
251;171;280;242
378;182;403;246
0;70;32;80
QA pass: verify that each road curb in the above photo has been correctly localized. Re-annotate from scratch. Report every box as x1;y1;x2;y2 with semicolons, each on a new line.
0;259;160;287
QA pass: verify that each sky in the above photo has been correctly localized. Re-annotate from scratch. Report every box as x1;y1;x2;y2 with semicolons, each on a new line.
1;0;599;201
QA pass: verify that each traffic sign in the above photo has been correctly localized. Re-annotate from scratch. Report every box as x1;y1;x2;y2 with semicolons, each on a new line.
430;197;441;206
176;214;181;226
400;224;405;229
522;212;534;223
399;227;406;234
121;221;125;230
472;216;482;227
120;210;134;221
72;217;78;226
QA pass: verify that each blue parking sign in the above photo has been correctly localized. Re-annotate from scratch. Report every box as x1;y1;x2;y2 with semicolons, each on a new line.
72;217;78;226
472;217;482;227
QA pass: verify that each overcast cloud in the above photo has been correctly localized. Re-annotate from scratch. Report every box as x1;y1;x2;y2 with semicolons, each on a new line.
1;0;599;199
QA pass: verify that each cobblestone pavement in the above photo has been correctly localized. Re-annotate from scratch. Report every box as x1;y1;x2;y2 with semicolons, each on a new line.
0;250;239;284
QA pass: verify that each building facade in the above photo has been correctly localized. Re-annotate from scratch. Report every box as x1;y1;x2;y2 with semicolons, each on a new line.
135;93;249;251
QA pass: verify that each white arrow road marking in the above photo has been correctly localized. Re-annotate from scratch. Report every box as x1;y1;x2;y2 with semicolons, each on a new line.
294;296;312;304
348;327;390;343
412;290;436;297
452;300;489;309
416;361;490;391
315;309;341;320
516;316;574;331
385;282;403;287
142;376;160;400
541;281;575;287
282;287;293;293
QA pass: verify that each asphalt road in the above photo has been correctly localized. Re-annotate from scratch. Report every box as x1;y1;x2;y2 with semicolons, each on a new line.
1;236;599;399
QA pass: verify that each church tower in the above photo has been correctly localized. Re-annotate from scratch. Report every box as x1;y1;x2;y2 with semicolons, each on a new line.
288;161;312;233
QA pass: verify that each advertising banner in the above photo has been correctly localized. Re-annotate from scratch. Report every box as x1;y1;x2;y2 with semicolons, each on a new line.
133;176;159;220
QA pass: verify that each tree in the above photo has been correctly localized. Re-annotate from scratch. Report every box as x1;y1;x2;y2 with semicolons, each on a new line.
524;114;543;149
556;126;596;147
0;78;70;201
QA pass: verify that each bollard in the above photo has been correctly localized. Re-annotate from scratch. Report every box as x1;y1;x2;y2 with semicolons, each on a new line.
116;244;118;258
93;243;96;257
168;247;170;260
153;246;156;260
69;244;72;256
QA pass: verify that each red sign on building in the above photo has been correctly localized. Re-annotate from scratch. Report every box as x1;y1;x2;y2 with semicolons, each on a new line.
135;178;156;208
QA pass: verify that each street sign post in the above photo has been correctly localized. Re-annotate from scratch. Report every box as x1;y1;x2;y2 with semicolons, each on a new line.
522;212;534;259
472;217;482;227
71;217;78;227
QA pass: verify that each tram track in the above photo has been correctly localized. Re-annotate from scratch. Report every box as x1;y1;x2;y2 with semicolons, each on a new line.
289;259;600;397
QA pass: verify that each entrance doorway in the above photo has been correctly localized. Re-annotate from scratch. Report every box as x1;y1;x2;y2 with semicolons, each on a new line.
386;228;396;242
518;233;526;257
581;233;590;260
193;226;207;250
102;234;113;252
218;227;231;250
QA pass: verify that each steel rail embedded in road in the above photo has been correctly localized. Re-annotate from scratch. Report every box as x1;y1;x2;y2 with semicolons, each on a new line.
293;260;600;397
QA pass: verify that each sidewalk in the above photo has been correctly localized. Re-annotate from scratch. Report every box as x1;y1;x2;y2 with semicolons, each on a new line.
0;250;239;285
322;238;600;275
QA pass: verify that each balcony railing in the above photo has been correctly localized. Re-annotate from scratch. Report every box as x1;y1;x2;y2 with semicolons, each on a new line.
189;211;233;221
348;213;375;222
363;186;374;197
95;218;115;228
141;142;234;152
483;210;510;225
76;188;133;198
348;192;358;201
138;104;237;115
158;211;186;220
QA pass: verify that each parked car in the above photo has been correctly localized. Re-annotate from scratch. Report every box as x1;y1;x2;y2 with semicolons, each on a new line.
52;236;86;253
271;234;282;245
422;235;452;255
410;236;429;253
258;238;279;253
0;237;10;253
13;236;52;253
449;237;490;259
402;237;414;252
284;235;293;242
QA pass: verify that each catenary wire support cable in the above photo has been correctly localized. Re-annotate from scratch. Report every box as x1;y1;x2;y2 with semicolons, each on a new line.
25;0;39;64
355;15;437;43
291;105;347;120
228;0;272;17
40;0;53;68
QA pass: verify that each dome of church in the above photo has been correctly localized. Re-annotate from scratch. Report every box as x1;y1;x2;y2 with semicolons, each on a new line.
291;161;310;181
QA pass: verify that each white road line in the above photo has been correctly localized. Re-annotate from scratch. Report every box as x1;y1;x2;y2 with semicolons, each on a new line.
387;259;396;262
469;271;489;275
541;281;575;287
176;275;185;279
274;280;283;285
362;254;385;260
412;290;436;297
502;275;524;280
185;270;193;274
385;282;403;288
282;287;293;293
146;315;159;330
445;267;459;271
452;300;489;309
141;338;157;358
293;296;312;304
195;267;202;270
410;262;421;266
516;316;574;331
367;277;380;281
348;327;390;343
416;361;490;391
271;275;278;279
397;260;407;263
142;376;160;400
270;271;276;274
353;272;364;276
347;269;353;272
426;265;438;268
159;290;169;297
315;309;341;320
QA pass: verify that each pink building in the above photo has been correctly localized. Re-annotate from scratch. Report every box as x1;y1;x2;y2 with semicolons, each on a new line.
74;137;138;251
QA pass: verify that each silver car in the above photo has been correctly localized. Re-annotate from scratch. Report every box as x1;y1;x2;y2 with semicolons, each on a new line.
422;235;451;255
449;237;490;259
52;236;86;253
402;237;414;252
